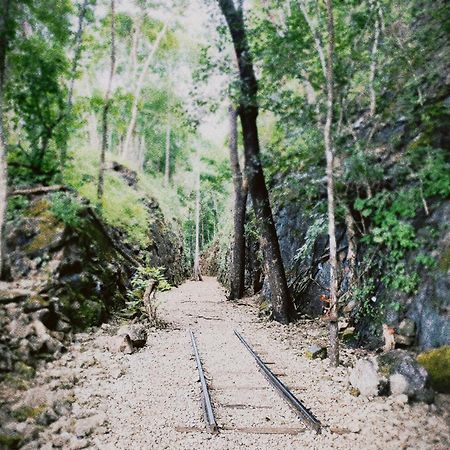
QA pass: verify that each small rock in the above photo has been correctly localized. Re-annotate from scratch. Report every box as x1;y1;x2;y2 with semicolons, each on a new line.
117;324;147;348
68;437;90;449
392;394;409;405
395;334;414;347
304;344;327;360
340;327;356;341
338;318;349;331
389;373;409;395
74;413;107;438
52;431;73;447
110;368;124;379
107;335;134;354
36;408;58;426
349;387;360;397
349;358;385;397
343;300;357;313
347;420;361;433
398;319;416;337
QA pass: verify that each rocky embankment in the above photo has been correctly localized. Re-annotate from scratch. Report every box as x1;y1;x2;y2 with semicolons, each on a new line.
0;187;185;381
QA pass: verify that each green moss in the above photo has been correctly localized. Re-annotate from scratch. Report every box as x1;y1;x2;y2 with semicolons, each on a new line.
2;374;30;391
60;294;105;329
24;201;65;255
417;346;450;393
377;353;397;378
26;198;50;217
0;433;23;449
438;245;450;272
11;405;46;422
78;299;104;327
14;362;35;380
25;295;49;309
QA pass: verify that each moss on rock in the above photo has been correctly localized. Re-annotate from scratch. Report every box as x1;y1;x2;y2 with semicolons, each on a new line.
417;346;450;393
438;245;450;272
0;433;23;449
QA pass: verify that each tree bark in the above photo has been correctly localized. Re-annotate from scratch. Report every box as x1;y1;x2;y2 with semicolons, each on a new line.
164;122;171;187
228;105;247;300
324;0;339;367
0;0;10;280
344;205;357;289
10;185;69;196
97;0;116;201
193;166;203;281
217;0;294;323
122;23;168;159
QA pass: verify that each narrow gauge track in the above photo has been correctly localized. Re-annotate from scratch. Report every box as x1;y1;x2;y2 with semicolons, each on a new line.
189;329;321;435
190;330;219;433
234;329;322;433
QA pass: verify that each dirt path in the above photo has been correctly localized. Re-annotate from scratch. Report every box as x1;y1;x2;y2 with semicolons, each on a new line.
11;277;449;449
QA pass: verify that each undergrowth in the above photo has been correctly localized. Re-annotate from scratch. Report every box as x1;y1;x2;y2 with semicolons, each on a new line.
118;266;171;326
63;145;186;247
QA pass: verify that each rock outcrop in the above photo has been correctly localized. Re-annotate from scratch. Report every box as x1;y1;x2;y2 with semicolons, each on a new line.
1;191;184;379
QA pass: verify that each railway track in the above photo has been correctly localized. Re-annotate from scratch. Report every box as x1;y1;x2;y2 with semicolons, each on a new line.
189;329;322;435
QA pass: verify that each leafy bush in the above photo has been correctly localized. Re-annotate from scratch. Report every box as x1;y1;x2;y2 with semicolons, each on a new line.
6;196;29;221
119;266;171;322
50;192;82;227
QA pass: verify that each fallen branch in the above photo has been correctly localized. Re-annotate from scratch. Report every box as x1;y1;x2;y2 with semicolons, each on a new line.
9;185;70;197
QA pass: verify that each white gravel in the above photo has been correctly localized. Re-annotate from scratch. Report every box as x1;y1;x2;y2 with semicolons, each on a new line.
15;277;450;449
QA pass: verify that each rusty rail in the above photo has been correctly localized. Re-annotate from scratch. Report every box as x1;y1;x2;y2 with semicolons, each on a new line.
189;330;219;433
234;329;321;433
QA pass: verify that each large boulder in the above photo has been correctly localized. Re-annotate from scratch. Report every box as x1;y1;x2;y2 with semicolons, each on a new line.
349;350;434;402
377;350;433;402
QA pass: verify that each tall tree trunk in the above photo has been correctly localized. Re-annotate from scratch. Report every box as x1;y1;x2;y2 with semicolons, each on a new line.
97;0;116;201
122;23;168;159
59;0;89;173
137;135;145;170
193;167;203;281
324;0;339;367
217;0;294;323
228;106;248;300
344;205;357;287
88;112;99;149
0;0;10;280
164;122;171;187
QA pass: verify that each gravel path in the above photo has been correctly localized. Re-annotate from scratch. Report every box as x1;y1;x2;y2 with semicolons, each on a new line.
10;277;449;449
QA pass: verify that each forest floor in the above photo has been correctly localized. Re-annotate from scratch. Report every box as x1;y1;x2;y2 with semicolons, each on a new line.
5;277;449;449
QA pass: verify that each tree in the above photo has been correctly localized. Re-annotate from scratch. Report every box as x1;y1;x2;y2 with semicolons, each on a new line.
0;0;10;279
6;0;72;180
59;0;91;172
228;105;247;300
193;161;203;281
121;22;168;159
97;0;116;200
323;0;339;367
217;0;295;323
